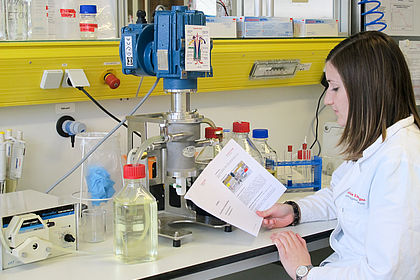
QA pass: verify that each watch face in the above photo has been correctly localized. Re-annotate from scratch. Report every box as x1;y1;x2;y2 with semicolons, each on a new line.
296;265;309;277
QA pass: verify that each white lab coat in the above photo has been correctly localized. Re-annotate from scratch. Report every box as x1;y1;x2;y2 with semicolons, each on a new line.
297;115;420;280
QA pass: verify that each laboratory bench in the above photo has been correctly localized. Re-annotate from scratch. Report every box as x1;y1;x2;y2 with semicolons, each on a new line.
0;191;336;280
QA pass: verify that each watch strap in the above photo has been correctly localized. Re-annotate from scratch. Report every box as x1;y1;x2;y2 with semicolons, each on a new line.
284;200;301;226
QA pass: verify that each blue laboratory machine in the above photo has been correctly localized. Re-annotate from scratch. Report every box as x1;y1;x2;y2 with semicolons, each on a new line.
120;6;230;246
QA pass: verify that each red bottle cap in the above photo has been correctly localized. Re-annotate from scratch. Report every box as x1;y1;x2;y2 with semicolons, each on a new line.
123;164;145;179
302;143;307;150
205;127;223;139
233;121;250;133
288;145;293;152
104;73;120;89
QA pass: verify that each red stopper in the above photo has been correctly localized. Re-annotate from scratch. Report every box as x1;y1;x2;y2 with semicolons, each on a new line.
104;73;120;89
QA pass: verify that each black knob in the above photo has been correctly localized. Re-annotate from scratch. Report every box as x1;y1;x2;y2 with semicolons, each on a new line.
136;10;147;24
64;234;75;243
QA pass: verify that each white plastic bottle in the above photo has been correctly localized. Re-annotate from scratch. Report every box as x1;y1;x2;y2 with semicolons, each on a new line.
252;129;277;176
114;164;158;263
196;127;223;172
232;121;264;165
6;0;29;40
79;4;97;40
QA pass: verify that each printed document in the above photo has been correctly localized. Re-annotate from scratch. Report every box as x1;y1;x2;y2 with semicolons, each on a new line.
400;39;420;105
185;139;286;236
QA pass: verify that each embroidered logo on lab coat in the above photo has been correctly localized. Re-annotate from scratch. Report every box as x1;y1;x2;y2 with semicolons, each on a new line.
345;191;367;205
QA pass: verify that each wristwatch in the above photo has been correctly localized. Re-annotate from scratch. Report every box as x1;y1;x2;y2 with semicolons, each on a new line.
296;265;313;280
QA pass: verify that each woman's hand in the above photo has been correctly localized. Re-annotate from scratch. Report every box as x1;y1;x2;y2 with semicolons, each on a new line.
256;203;294;229
271;231;312;280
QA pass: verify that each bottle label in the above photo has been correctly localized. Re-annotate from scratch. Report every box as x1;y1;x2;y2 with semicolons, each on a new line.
60;9;76;18
80;23;98;32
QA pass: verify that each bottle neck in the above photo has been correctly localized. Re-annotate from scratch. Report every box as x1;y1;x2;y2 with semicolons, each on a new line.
234;132;249;137
124;178;145;188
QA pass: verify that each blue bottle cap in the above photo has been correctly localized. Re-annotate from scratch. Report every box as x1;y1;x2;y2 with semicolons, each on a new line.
252;129;268;138
80;5;97;14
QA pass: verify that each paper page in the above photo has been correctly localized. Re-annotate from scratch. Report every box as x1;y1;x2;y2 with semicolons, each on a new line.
185;139;286;236
365;0;420;36
399;40;420;105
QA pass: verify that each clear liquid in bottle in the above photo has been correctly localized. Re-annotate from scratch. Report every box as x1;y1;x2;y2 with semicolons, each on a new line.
114;164;158;263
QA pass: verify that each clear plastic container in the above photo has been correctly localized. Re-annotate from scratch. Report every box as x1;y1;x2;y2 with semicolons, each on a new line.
252;129;277;176
196;127;223;172
79;4;97;40
72;132;123;253
27;0;48;39
221;128;232;146
6;0;29;40
53;0;79;40
232;121;264;165
114;164;158;263
0;0;6;40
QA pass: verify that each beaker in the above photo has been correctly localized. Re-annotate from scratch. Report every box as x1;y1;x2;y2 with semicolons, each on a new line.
81;208;106;243
73;132;123;252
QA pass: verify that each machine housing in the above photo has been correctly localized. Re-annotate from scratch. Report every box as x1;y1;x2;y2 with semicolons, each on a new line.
0;190;77;270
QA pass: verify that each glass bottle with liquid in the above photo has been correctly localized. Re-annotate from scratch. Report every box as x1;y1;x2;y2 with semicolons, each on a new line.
195;127;223;172
0;0;6;40
79;4;97;40
252;129;277;176
53;0;79;40
232;121;264;165
114;164;158;263
6;0;30;40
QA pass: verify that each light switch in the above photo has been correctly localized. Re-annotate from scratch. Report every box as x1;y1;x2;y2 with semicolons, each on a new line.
40;70;64;89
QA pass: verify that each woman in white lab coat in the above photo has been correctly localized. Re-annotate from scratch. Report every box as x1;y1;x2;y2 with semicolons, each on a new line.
257;31;420;280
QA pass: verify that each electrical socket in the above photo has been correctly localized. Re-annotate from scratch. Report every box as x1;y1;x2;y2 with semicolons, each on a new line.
61;69;90;88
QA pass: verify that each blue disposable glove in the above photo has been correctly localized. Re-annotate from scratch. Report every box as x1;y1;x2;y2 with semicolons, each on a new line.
85;165;115;206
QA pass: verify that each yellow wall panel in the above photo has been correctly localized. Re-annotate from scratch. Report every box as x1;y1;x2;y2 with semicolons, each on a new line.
0;38;343;107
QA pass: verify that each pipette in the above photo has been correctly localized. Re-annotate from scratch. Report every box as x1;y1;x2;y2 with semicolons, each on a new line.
0;132;6;193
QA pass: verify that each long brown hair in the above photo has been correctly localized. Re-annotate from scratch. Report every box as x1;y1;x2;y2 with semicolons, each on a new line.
326;31;420;161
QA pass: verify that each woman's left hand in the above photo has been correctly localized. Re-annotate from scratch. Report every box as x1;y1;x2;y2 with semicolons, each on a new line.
271;231;312;280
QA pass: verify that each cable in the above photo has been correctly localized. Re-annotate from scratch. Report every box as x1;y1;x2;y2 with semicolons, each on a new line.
217;1;229;16
310;87;327;156
77;87;141;139
135;77;144;98
46;78;161;194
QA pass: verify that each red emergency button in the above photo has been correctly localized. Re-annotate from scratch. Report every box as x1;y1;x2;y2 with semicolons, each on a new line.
104;73;120;89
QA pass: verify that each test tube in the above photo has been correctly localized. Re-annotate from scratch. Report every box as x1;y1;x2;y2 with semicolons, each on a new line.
302;143;308;183
297;148;303;184
287;145;293;186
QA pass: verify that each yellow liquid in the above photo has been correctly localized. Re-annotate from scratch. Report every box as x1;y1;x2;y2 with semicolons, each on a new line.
114;196;158;263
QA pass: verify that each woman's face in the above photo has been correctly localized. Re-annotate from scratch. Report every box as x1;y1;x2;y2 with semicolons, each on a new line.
324;62;349;127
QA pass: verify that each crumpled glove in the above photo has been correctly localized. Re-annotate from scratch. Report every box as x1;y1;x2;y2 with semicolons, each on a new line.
85;165;115;206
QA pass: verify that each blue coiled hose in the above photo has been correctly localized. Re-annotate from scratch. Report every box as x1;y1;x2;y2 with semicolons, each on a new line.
358;0;387;32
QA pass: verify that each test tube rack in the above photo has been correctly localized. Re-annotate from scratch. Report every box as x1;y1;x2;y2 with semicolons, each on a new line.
276;156;322;191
